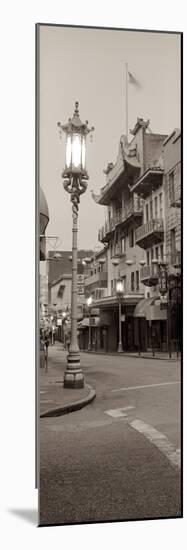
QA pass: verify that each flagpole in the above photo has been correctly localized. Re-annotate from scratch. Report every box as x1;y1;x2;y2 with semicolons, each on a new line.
125;62;128;143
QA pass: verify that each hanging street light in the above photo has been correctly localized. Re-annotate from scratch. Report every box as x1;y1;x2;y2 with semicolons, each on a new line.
58;101;94;388
116;278;124;353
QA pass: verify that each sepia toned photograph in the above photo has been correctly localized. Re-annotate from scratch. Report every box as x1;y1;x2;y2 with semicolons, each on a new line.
37;24;182;527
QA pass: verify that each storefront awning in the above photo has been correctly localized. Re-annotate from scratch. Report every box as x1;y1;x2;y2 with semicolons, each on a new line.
133;297;155;317
78;316;110;329
77;317;89;328
134;297;167;320
146;305;167;321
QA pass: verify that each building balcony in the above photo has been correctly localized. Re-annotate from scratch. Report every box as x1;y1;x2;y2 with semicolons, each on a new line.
84;271;107;288
121;197;143;227
131;166;164;198
135;218;164;249
111;244;122;259
140;264;160;286
98;198;143;243
98;212;122;242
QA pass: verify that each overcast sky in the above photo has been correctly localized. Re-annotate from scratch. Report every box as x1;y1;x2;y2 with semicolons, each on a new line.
39;25;181;251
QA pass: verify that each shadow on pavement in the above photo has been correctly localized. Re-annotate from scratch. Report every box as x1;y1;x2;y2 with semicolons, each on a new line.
8;508;38;525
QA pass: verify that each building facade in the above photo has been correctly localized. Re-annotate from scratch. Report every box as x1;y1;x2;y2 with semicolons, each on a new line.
78;247;109;351
48;249;93;342
162;129;181;351
92;117;179;353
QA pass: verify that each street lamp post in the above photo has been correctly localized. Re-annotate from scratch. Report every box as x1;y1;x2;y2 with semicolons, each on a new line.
116;278;124;353
87;296;93;351
58;101;94;388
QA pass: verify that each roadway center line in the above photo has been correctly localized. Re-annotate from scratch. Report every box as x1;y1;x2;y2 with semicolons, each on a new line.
130;418;181;470
111;381;180;393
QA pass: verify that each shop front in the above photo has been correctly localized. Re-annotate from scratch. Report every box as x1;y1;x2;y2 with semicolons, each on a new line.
78;316;109;352
133;298;167;352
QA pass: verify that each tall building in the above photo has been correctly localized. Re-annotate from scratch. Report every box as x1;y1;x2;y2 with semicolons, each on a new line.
48;249;93;341
162;129;181;351
78;247;108;351
93;118;170;352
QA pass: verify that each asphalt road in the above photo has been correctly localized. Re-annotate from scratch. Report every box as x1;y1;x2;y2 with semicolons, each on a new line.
39;352;181;526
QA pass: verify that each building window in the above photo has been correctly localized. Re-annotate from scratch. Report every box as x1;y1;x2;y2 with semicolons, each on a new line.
111;280;113;295
131;272;135;291
159;192;163;218
154;196;158;218
129;229;134;247
122;275;126;293
151;248;154;261
145;203;149;222
147;251;150;265
155;246;159;260
121;237;126;254
136;270;139;291
150;200;153;220
169;172;175;205
170;228;176;252
160;244;164;261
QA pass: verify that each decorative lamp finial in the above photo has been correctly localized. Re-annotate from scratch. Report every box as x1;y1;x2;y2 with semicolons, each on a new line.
74;101;79;117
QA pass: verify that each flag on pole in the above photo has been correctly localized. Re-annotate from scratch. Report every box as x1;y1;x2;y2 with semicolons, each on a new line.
128;71;141;89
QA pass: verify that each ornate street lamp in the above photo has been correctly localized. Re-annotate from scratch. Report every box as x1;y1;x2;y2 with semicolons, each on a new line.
58;101;94;388
116;278;124;353
87;296;93;351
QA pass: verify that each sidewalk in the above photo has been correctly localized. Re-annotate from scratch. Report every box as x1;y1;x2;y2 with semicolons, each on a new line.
39;344;96;418
80;349;181;362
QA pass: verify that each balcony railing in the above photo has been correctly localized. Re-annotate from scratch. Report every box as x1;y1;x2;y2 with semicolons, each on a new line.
98;198;143;242
111;244;122;258
135;218;164;248
121;197;143;224
98;213;121;241
140;264;160;286
84;271;107;287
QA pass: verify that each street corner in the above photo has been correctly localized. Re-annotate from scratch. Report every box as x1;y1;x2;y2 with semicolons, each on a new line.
40;382;96;418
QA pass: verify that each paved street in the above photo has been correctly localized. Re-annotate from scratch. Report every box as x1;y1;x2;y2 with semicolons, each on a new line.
40;350;181;526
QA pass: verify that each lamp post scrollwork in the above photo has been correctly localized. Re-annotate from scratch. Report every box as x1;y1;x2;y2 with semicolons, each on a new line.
58;102;94;388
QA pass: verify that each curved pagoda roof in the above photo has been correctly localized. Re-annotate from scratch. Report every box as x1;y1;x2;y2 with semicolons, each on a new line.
92;135;141;205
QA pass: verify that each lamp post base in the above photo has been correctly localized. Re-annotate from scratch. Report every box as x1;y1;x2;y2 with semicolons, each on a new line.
117;342;123;353
64;352;84;388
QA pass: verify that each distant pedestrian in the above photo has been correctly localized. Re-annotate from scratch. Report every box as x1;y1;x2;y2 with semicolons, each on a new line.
44;332;50;371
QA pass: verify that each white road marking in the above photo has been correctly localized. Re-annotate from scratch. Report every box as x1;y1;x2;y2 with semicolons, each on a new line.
111;381;180;393
130;418;181;470
105;406;135;418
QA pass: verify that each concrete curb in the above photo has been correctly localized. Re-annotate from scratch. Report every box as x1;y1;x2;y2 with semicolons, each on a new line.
80;350;180;362
40;384;96;418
